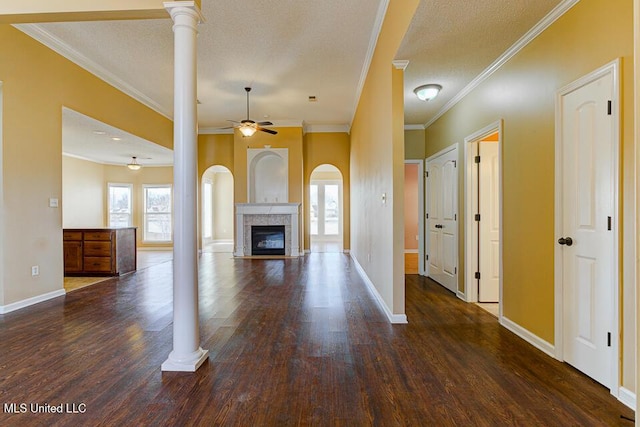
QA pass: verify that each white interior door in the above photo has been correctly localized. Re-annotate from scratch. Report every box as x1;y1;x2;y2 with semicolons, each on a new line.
559;67;616;388
426;146;458;293
478;141;500;302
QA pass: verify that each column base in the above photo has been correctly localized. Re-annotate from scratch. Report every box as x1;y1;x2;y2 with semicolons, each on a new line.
161;347;209;372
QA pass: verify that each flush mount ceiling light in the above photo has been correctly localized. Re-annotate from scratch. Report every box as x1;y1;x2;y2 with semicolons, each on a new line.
414;84;442;101
127;156;141;170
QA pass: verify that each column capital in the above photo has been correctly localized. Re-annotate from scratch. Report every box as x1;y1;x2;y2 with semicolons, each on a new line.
164;1;204;23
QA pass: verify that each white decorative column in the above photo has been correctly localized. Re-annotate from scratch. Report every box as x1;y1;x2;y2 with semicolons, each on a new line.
162;1;208;372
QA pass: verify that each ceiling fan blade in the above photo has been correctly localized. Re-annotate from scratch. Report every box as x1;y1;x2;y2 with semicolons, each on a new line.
216;126;235;130
257;121;273;126
257;127;278;135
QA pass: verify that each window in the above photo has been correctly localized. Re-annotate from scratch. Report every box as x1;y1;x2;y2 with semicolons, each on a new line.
310;181;341;238
143;185;172;242
108;183;133;227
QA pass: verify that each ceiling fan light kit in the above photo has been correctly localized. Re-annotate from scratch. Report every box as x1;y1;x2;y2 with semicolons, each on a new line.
414;84;442;101
127;156;141;170
222;87;278;137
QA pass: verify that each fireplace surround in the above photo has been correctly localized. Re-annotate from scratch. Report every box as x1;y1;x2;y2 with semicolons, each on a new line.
234;203;301;257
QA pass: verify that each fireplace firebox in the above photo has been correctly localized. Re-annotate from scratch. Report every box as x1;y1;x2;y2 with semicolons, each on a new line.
251;225;285;256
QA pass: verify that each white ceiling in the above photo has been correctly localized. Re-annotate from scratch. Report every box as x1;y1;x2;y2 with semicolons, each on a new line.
18;0;566;164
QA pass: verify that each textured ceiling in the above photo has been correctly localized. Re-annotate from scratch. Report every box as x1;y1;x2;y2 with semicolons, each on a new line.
19;0;566;163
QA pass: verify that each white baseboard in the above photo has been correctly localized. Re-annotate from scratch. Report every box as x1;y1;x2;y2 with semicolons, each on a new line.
138;247;173;251
404;249;419;254
0;289;66;314
618;387;636;410
456;290;468;301
343;249;350;254
501;316;555;358
350;253;408;324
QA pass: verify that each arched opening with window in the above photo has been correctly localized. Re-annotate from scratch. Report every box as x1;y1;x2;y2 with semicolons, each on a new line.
309;164;343;253
201;165;234;253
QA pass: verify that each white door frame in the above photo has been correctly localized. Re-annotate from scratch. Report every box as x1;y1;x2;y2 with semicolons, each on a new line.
554;59;620;395
425;143;458;293
463;120;503;312
405;160;425;275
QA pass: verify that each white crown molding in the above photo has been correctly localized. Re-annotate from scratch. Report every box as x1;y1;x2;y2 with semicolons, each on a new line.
424;0;580;129
349;0;390;128
13;23;173;120
303;124;350;134
404;124;425;131
392;60;409;70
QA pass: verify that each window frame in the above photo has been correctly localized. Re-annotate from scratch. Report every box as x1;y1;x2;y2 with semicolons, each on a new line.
107;182;133;228
142;184;173;243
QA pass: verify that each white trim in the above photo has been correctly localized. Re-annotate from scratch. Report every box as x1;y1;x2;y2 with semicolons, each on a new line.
618;387;636;410
501;316;556;358
554;59;621;394
405;159;425;275
351;253;408;324
392;60;409;70
0;289;66;314
349;0;390;128
463;121;503;314
404;124;425;131
404;249;418;254
424;0;580;129
14;24;173;120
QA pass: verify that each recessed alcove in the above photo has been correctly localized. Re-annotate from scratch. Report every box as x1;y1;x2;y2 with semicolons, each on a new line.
247;148;288;203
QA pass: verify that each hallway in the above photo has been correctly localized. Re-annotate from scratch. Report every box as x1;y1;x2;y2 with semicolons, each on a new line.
0;253;633;425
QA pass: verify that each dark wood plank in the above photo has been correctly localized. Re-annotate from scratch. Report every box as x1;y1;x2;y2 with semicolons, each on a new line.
0;252;634;426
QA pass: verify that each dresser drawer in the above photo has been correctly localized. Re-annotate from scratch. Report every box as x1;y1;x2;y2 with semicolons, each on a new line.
63;231;83;241
84;241;112;257
84;231;112;241
83;257;112;272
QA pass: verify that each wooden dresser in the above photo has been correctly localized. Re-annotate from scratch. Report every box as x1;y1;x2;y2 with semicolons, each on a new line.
63;227;137;276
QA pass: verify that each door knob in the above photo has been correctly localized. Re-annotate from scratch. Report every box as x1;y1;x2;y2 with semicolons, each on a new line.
558;237;573;246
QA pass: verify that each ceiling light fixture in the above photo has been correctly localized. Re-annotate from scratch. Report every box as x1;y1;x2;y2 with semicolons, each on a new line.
414;84;442;101
127;156;141;170
239;123;257;137
111;136;123;141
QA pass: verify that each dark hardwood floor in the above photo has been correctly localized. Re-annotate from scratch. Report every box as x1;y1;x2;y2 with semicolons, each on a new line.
0;253;634;426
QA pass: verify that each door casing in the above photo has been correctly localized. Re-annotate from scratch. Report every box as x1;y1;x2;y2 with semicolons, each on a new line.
463;120;503;309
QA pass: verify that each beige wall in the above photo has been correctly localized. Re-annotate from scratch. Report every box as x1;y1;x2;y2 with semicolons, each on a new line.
424;0;635;391
0;24;172;307
350;0;419;317
303;132;351;251
62;156;105;228
405;129;425;159
210;170;234;240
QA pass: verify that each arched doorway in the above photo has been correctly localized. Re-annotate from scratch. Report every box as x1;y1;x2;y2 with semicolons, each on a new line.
201;165;234;253
310;164;343;253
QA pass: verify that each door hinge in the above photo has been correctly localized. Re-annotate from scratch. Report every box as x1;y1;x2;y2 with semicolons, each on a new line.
474;213;481;222
607;332;612;347
426;213;429;219
607;216;612;231
607;100;612;115
454;267;457;274
425;171;429;178
426;254;429;261
453;160;457;168
474;155;481;164
475;272;481;280
454;214;457;221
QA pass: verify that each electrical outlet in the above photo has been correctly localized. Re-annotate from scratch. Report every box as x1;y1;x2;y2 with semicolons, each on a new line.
31;266;39;276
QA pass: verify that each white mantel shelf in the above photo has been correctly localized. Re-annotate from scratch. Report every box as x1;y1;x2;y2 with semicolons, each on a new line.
234;203;302;257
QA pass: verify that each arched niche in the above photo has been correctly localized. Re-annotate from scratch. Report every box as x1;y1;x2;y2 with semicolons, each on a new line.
247;148;288;203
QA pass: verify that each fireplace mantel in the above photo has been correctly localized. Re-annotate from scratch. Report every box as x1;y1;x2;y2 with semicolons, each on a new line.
234;203;301;257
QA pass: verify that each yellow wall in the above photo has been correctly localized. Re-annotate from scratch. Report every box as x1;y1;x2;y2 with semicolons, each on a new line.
424;0;635;389
303;132;351;251
405;129;425;159
0;24;173;306
198;133;234;177
350;0;419;317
